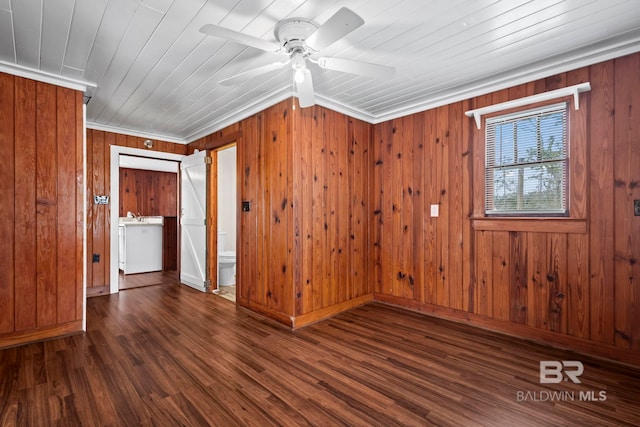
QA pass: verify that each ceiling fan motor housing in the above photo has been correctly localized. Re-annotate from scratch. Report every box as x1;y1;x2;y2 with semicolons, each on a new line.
275;18;319;55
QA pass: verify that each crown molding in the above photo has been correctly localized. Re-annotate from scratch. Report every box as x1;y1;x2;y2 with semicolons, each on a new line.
86;122;187;145
314;94;377;124
0;60;96;92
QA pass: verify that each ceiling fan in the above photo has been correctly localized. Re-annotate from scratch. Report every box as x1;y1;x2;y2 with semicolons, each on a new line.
199;7;395;108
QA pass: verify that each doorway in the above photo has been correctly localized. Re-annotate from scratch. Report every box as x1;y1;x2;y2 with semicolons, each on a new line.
109;146;184;294
117;155;179;290
215;145;237;302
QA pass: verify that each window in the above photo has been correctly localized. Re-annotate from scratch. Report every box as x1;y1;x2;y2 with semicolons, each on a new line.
485;103;568;215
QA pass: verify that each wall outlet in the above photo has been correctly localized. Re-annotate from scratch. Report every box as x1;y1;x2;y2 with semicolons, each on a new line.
92;253;100;263
430;204;439;217
634;200;640;216
242;201;251;212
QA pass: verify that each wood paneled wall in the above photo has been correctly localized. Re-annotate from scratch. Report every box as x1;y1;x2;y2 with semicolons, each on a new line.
291;105;373;324
238;102;295;322
190;100;373;326
186;54;639;364
0;73;83;348
119;168;177;217
372;53;640;365
163;217;178;271
86;129;187;296
189;122;241;153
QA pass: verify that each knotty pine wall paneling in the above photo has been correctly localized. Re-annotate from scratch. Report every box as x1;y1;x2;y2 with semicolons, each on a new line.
188;122;242;153
192;100;373;327
588;60;615;345
448;101;465;312
261;100;293;317
86;129;187;297
612;54;640;350
309;106;329;310
118;168;178;217
0;73;84;349
232;101;294;323
348;115;372;302
237;115;259;306
291;105;373;324
187;55;638;365
372;53;640;366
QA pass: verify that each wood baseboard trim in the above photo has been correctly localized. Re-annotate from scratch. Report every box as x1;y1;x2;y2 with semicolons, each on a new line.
292;294;374;329
236;297;293;328
374;294;640;367
87;285;110;298
0;320;84;350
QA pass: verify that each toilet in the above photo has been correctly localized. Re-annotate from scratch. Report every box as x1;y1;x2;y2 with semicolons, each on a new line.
217;231;236;286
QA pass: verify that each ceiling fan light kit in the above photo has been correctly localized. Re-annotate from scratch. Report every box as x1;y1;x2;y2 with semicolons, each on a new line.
199;7;395;108
291;52;307;83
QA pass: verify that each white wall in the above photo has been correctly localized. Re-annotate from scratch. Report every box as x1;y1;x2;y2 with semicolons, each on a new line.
217;146;237;251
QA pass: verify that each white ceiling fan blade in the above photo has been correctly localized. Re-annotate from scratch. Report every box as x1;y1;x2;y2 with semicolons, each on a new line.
220;61;289;86
200;24;281;53
306;8;364;51
296;69;315;108
317;57;395;79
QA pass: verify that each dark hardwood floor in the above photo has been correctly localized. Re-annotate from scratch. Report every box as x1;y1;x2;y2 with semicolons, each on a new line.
1;283;639;426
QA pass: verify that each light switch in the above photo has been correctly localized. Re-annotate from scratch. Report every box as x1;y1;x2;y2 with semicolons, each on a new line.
430;204;439;217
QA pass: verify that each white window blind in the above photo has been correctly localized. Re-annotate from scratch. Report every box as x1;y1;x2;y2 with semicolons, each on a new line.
485;103;568;215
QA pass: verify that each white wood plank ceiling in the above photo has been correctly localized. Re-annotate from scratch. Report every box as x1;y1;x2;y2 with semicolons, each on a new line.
1;0;639;143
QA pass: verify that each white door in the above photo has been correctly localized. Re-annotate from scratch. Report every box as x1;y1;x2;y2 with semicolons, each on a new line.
180;150;208;291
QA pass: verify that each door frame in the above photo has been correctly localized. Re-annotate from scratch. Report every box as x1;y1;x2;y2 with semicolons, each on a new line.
210;143;237;294
109;145;184;294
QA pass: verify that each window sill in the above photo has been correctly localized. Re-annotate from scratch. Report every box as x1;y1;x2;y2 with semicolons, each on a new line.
471;217;587;234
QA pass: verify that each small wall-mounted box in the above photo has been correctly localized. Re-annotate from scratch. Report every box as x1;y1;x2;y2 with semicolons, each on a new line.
94;195;110;205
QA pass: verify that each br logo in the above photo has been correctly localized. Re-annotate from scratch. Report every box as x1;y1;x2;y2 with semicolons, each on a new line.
539;361;584;384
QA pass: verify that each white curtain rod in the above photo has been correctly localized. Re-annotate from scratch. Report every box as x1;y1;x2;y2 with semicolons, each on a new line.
465;82;591;129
